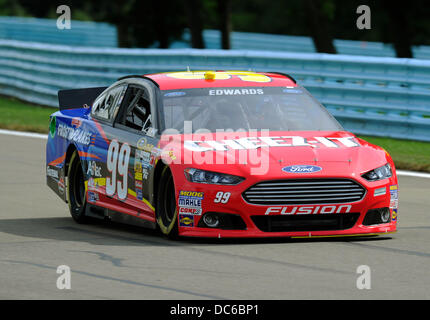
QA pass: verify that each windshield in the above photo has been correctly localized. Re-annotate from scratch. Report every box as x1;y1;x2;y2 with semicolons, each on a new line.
161;86;343;133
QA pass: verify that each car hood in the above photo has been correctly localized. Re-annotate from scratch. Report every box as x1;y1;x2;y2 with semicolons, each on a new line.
159;131;390;178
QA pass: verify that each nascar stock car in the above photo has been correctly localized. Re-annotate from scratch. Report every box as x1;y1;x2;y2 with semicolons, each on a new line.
46;70;398;239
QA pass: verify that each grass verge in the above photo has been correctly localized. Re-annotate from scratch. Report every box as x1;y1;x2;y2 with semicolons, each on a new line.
358;135;430;173
0;95;53;133
0;95;429;172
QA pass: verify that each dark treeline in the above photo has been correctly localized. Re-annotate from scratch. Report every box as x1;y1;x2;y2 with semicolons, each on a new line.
1;0;429;58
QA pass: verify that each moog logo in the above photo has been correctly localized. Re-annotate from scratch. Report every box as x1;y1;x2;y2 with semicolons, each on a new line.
282;165;322;173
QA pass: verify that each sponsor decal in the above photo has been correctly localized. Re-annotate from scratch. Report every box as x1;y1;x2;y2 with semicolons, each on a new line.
49;116;56;138
71;118;82;128
389;185;398;209
164;91;186;97
283;88;303;94
135;171;143;181
58;177;65;195
166;71;271;83
392;208;397;221
88;177;104;191
179;207;201;215
265;205;352;215
209;88;264;96
135;180;143;189
282;165;322;174
87;177;96;190
178;191;204;215
137;138;154;152
141;168;149;180
47;166;59;179
136;188;143;201
374;187;386;197
136;150;152;166
57;123;92;145
134;160;142;179
86;161;101;177
88;191;99;203
184;136;360;152
134;150;150;181
179;214;194;227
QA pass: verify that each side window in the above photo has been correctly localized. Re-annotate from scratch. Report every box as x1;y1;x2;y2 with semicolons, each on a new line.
119;86;153;135
92;85;127;121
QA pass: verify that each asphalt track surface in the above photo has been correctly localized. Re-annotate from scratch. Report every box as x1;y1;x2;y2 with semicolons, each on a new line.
1;133;430;300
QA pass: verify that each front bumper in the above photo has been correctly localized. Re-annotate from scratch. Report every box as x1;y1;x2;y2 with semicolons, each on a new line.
175;175;398;238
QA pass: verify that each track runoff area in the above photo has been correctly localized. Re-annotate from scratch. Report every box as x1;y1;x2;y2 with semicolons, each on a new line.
0;130;429;307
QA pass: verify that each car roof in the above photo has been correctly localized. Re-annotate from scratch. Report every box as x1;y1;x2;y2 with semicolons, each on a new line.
142;70;297;90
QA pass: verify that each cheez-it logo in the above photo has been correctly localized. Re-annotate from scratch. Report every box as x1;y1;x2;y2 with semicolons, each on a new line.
184;136;360;152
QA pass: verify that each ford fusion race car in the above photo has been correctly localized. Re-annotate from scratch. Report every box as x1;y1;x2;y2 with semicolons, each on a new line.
46;70;398;239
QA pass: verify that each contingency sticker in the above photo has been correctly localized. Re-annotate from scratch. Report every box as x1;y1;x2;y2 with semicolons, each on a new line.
179;214;194;227
178;191;204;215
392;208;398;222
389;185;398;209
134;150;150;184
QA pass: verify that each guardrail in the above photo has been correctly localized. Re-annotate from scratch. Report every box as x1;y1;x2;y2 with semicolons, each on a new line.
0;16;117;47
2;16;429;60
174;29;430;60
0;39;429;141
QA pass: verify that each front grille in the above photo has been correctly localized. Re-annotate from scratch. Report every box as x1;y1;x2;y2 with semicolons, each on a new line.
243;179;366;205
251;213;360;232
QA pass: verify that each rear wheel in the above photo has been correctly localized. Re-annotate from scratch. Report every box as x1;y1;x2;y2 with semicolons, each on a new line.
156;167;178;239
67;151;89;223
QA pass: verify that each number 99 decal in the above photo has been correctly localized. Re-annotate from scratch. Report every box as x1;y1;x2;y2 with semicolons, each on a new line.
106;140;131;200
214;192;231;204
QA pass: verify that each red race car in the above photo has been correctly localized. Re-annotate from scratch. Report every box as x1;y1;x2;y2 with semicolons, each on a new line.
46;70;398;239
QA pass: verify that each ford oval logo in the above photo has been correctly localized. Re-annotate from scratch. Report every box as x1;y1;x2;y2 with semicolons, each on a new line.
282;165;322;173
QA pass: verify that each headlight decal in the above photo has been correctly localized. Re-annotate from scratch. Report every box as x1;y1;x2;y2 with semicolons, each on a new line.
362;163;393;181
184;168;245;185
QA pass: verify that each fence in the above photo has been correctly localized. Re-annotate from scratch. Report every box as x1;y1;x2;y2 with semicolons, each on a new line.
173;29;430;60
0;16;117;47
0;39;429;141
1;16;429;60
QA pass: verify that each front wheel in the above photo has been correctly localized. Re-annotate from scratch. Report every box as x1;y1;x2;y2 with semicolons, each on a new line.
156;167;178;239
67;151;89;223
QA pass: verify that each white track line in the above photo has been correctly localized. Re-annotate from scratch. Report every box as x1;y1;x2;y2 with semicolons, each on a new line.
0;128;47;139
396;170;430;179
0;129;429;179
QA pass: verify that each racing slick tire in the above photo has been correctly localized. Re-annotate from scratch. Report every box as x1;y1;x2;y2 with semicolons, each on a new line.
67;150;89;224
156;166;179;239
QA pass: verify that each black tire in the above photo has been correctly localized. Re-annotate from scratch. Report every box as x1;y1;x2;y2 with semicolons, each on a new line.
67;151;89;223
156;167;178;239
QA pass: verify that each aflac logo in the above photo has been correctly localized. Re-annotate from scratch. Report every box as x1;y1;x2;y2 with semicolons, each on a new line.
282;165;322;173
